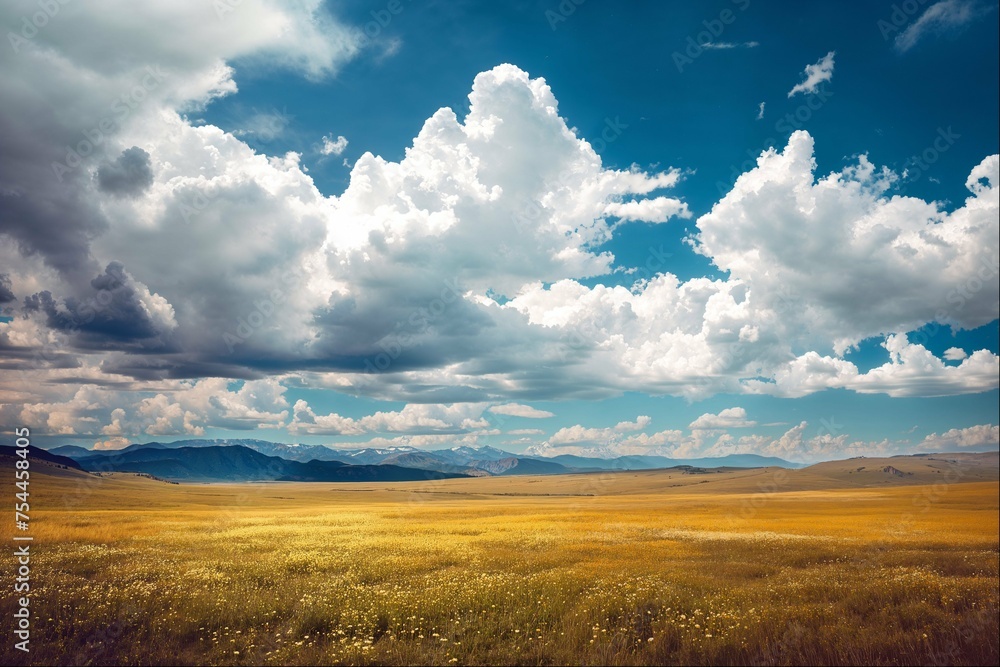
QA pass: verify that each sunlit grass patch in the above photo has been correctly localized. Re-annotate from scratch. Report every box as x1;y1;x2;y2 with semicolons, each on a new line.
1;470;996;666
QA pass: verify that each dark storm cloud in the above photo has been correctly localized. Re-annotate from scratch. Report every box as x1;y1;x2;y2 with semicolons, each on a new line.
0;345;82;371
22;262;173;351
96;147;154;198
0;182;105;284
0;274;15;304
98;352;266;382
0;55;114;283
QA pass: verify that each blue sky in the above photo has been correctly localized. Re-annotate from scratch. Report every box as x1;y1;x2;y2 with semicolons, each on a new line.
1;0;997;461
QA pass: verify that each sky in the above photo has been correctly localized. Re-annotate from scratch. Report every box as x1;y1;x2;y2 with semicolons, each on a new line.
0;0;997;463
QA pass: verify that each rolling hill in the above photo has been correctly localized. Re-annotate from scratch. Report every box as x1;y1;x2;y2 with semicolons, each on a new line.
547;453;805;470
0;445;84;471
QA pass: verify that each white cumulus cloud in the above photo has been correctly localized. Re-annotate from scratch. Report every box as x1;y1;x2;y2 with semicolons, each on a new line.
689;407;757;430
916;424;999;451
320;134;349;156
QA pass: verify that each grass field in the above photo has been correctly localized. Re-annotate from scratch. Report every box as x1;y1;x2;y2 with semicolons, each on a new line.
1;455;997;666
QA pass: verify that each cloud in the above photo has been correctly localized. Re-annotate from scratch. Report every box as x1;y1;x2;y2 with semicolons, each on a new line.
96;147;154;198
234;108;293;142
0;274;15;305
289;401;490;436
689;407;756;430
548;415;652;446
489;403;555;418
756;102;765;120
847;335;998;397
603;196;690;223
0;0;361;286
108;378;291;435
528;424;684;457
895;0;983;52
682;421;921;463
22;262;177;351
696;133;998;355
748;335;998;398
287;401;366;436
4;377;290;439
93;437;131;451
320;134;349;156
916;424;999;451
787;51;835;97
536;417;999;463
703;41;759;49
944;347;968;361
616;416;653;431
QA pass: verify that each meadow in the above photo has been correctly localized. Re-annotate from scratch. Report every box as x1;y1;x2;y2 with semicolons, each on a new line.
1;455;997;666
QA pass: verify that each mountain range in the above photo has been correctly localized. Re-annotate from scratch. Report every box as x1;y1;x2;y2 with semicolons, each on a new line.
45;439;804;483
62;445;468;483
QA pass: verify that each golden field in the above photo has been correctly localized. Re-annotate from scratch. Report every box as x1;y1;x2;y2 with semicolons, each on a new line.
1;453;997;666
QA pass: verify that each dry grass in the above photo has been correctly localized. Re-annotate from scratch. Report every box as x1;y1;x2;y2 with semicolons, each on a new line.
1;461;997;666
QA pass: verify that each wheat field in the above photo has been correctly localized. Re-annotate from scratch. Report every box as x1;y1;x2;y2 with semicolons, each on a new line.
1;460;997;666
